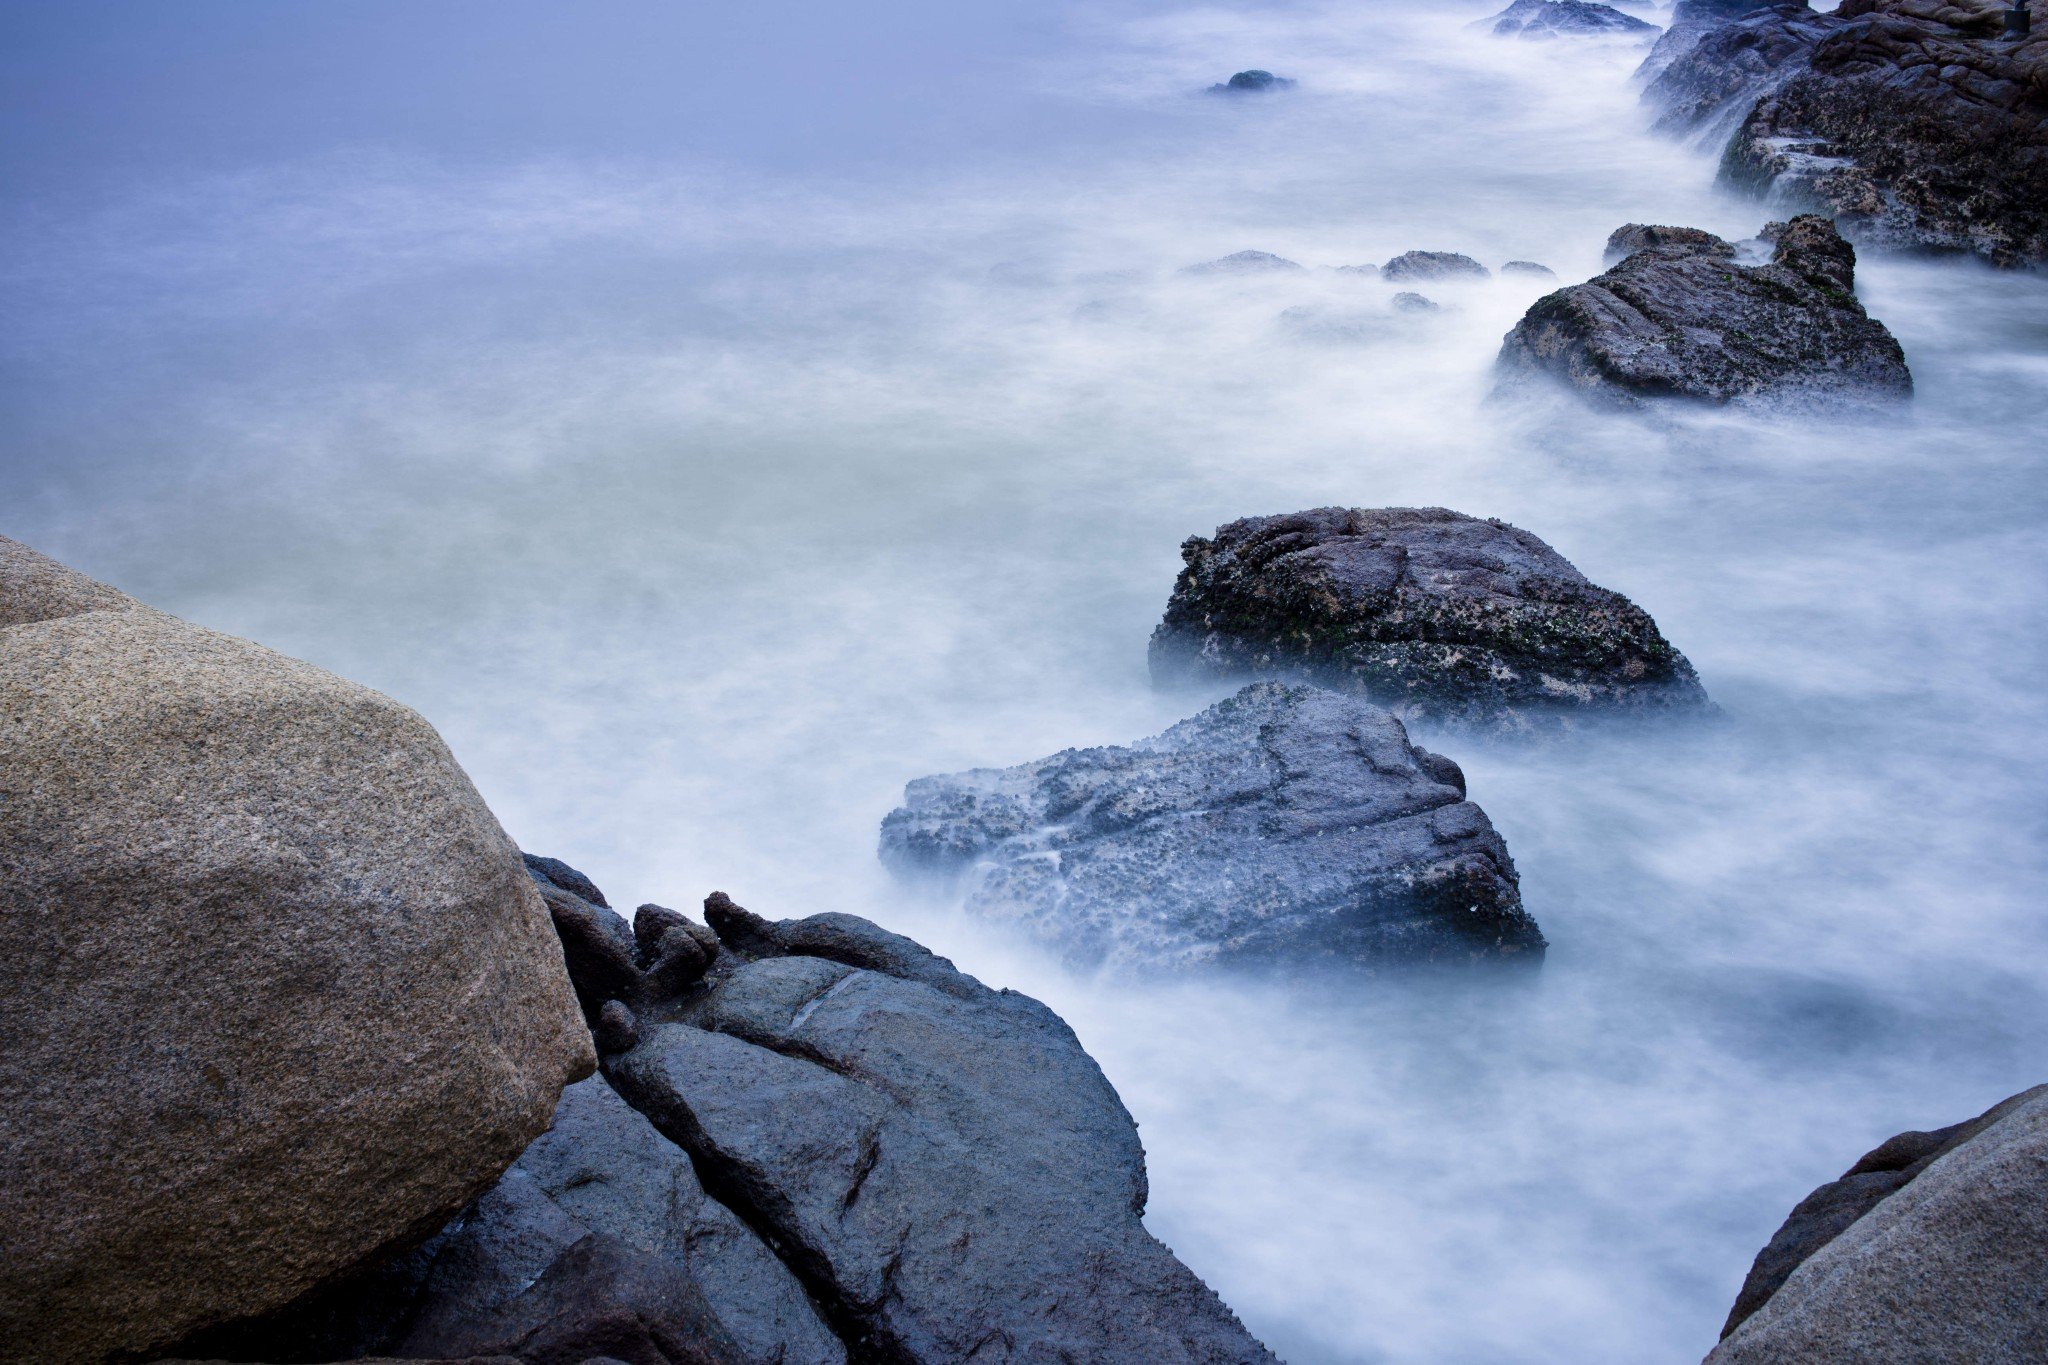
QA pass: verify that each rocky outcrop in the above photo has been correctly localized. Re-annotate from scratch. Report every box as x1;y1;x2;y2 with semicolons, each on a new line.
581;883;1280;1364
1708;1084;2048;1363
1726;1;2048;267
1642;0;2048;266
1382;250;1491;281
1637;0;1800;84
1495;215;1912;408
1488;0;1658;39
1604;222;1737;261
1149;508;1708;731
1181;249;1305;275
881;681;1543;972
0;538;594;1365
1207;69;1296;94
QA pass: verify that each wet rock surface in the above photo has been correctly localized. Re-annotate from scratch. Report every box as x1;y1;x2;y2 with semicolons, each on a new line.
881;681;1542;972
0;538;593;1365
1709;1083;2048;1363
1642;0;2048;266
1149;507;1708;730
1488;0;1659;39
1495;215;1912;408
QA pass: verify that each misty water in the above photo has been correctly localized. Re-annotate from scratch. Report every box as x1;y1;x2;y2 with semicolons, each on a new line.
6;1;2047;1361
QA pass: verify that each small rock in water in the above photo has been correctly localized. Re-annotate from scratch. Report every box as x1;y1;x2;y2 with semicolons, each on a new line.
1391;291;1441;312
1180;248;1307;275
1333;262;1381;276
1604;221;1735;262
1501;259;1559;278
1496;214;1913;409
1488;0;1660;38
1382;249;1491;281
1207;68;1297;94
1150;506;1710;731
881;680;1544;973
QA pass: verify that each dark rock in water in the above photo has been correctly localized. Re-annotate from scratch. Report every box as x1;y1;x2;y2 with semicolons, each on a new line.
1334;262;1381;276
1208;68;1297;94
603;898;1282;1363
1604;222;1736;262
1495;215;1912;408
1390;291;1441;311
881;681;1543;971
1709;1083;2048;1362
1149;507;1709;731
1488;0;1659;38
1501;259;1559;278
1382;250;1491;281
1636;0;1789;81
1181;249;1307;275
1641;2;1834;135
1726;0;2048;267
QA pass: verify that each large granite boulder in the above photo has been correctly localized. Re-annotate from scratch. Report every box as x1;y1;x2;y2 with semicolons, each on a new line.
1149;508;1708;731
1708;1083;2048;1363
1726;0;2048;267
0;536;594;1364
1487;0;1658;39
881;681;1543;972
1495;215;1912;408
549;881;1282;1364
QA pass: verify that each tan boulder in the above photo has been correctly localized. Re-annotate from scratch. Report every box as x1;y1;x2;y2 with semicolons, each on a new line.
0;536;595;1364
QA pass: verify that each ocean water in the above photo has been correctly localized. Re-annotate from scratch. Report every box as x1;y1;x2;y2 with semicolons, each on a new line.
5;2;2045;1361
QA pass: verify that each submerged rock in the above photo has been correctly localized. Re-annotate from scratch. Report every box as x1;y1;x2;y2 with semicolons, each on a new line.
1208;68;1298;94
881;681;1543;971
1501;259;1560;278
0;538;593;1365
1488;0;1659;38
1382;249;1491;281
1150;508;1709;731
1181;248;1307;275
1709;1084;2048;1362
1494;215;1912;408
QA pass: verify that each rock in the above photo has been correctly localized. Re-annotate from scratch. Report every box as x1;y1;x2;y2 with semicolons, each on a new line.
1149;508;1709;731
1207;69;1297;94
1636;0;1791;81
0;538;593;1364
1381;250;1491;281
1708;1084;2048;1363
1390;291;1441;312
1725;0;2048;266
880;681;1543;971
1488;0;1659;38
1494;215;1912;408
1501;259;1559;278
1334;262;1381;276
1604;222;1737;261
578;894;1282;1363
1641;3;1836;137
1180;249;1307;275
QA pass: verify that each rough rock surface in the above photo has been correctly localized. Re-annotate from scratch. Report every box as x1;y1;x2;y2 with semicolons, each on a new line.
1708;1083;2048;1363
0;537;594;1365
880;681;1543;971
570;886;1283;1364
1637;0;1803;85
1149;508;1708;731
1727;0;2048;266
1643;0;2048;266
1381;250;1491;281
1488;0;1658;39
1604;222;1737;261
1181;249;1305;275
1495;215;1912;407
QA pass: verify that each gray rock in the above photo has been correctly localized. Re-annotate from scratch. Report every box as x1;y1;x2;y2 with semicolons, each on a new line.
0;537;593;1365
1488;0;1659;38
880;681;1543;972
1390;291;1441;312
1500;260;1559;278
1603;222;1737;262
1180;249;1306;275
1494;214;1912;409
1149;508;1709;731
1707;1084;2048;1363
1381;250;1491;281
1636;0;1791;82
1207;69;1297;94
586;898;1281;1363
1640;2;1835;137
